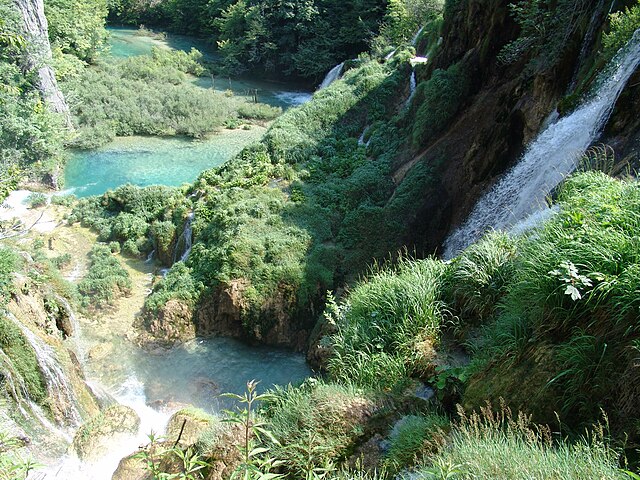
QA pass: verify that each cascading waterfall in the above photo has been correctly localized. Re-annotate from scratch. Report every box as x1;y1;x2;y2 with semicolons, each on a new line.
6;313;82;428
318;62;345;90
358;126;370;146
443;28;640;259
173;212;195;263
405;70;417;108
411;26;424;46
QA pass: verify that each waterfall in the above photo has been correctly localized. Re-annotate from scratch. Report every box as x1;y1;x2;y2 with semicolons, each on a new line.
411;26;424;46
145;249;155;264
568;0;609;92
6;313;82;428
173;212;194;264
405;70;417;108
385;49;397;61
318;62;345;90
443;29;640;258
358;126;370;146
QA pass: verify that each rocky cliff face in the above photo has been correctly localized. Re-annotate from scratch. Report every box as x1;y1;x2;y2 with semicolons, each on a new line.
13;0;73;128
395;0;620;253
1;267;99;458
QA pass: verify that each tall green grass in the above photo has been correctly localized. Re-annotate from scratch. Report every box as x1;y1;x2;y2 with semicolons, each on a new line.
328;256;447;389
416;404;625;479
466;172;640;434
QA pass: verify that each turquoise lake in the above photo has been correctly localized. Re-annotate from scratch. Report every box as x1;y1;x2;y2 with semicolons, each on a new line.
63;27;312;198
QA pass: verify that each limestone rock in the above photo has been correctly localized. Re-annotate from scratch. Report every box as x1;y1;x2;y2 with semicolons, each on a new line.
12;0;73;127
112;453;151;480
72;405;140;460
165;408;215;447
146;299;196;344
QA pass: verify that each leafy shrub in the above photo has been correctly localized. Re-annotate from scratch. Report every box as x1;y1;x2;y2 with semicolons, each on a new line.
468;172;640;435
50;194;76;207
62;50;252;148
445;231;517;325
0;315;46;403
0;247;17;304
69;184;189;262
263;380;375;478
78;243;131;307
603;1;640;59
144;262;202;313
26;193;47;208
237;103;282;121
411;61;470;148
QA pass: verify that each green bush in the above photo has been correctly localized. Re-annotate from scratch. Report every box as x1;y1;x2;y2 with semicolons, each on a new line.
0;315;46;403
445;231;517;325
0;247;17;304
78;243;131;307
26;193;47;208
384;414;449;472
411;61;470;148
603;1;640;58
69;184;189;262
263;380;375;477
467;172;640;435
237;103;282;121
62;50;250;148
144;262;202;313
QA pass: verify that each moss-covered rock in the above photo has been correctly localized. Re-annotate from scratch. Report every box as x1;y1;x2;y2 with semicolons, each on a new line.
72;405;140;460
165;407;215;447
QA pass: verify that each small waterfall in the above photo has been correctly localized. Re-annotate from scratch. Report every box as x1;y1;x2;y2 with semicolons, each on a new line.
173;212;194;264
318;62;345;90
385;49;397;61
6;313;82;428
145;249;155;264
411;26;424;46
405;70;417;108
443;29;640;258
358;126;370;146
568;0;609;92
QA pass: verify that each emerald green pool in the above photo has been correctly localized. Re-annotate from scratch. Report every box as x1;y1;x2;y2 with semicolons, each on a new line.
64;27;312;197
64;129;265;197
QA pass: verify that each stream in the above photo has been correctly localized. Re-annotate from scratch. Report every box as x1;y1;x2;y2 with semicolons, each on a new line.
23;26;315;479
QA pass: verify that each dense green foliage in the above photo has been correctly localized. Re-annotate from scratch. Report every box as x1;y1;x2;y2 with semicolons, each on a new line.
410;61;470;148
329;257;447;389
108;0;389;80
603;0;640;58
498;0;595;70
0;247;17;305
466;172;640;434
0;0;68;196
413;405;626;479
45;0;108;62
60;48;270;148
145;262;202;313
78;243;132;307
69;184;190;259
0;314;47;404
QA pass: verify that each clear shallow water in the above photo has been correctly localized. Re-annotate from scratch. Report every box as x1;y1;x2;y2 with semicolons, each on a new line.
107;26;312;109
64;129;264;197
112;337;311;413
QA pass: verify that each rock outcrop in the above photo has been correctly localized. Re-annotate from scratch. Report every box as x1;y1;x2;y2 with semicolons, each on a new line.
12;0;73;128
72;405;140;460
